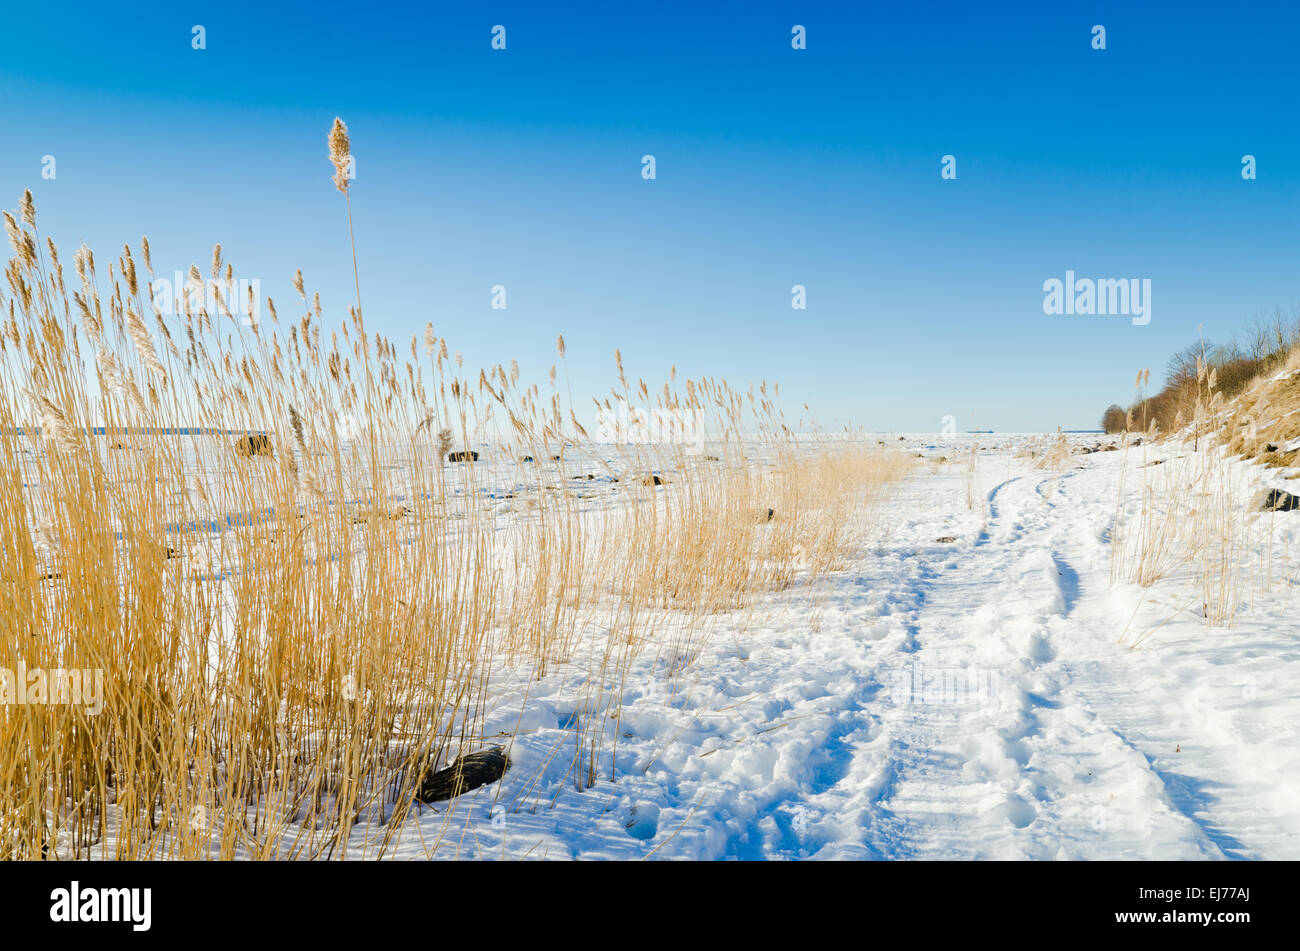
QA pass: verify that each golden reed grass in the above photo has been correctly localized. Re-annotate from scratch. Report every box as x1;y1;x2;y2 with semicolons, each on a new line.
0;124;908;858
1110;350;1300;639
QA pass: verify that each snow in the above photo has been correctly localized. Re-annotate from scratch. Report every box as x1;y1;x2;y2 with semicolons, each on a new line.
383;435;1300;859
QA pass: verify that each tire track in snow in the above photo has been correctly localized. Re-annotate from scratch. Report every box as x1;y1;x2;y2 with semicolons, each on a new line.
859;469;1224;859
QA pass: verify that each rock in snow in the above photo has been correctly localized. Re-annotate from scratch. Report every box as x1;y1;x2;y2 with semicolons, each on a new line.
1259;488;1300;512
417;747;511;803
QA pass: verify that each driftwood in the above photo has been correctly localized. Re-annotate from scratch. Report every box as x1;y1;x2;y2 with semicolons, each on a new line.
417;747;510;803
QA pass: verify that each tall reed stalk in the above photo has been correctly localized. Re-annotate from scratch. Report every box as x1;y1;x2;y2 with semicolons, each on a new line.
0;126;908;858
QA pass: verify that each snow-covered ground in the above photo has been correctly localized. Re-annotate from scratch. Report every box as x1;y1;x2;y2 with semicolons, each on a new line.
394;434;1300;859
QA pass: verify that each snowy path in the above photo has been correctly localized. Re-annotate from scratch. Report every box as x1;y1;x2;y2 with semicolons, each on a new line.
853;469;1221;860
402;443;1300;860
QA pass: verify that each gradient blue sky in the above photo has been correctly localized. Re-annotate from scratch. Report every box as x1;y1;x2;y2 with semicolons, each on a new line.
3;0;1297;431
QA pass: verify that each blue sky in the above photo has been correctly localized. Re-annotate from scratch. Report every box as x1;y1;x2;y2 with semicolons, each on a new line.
2;0;1297;431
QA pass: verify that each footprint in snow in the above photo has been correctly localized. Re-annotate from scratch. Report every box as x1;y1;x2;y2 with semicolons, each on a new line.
1004;794;1037;829
625;803;660;840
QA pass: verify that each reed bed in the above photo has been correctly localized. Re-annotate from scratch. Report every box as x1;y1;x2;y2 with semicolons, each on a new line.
1110;354;1298;637
0;123;908;859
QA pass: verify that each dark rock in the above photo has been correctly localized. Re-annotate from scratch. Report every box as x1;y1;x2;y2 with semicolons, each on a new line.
640;475;665;486
1265;444;1279;454
236;434;273;458
447;450;479;462
1259;488;1300;512
417;747;511;803
519;455;534;463
935;536;957;544
759;508;775;523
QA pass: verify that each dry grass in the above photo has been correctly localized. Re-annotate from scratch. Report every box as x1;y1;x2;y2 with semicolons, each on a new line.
1112;315;1300;439
1032;428;1071;471
1111;349;1300;635
0;127;909;859
1216;346;1300;469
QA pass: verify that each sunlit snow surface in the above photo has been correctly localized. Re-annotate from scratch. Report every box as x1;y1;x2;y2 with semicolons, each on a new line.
353;434;1296;859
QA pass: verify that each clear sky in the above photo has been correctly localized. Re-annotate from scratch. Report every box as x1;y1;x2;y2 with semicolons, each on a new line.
3;0;1297;432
